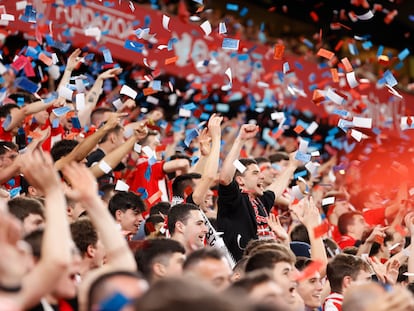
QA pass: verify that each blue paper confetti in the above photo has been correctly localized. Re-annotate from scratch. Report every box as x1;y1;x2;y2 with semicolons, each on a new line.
302;38;314;49
124;40;144;53
398;48;410;61
383;70;398;87
295;152;311;163
167;38;178;51
99;292;130;311
294;170;308;180
226;3;239;11
14;77;40;94
63;0;77;6
240;7;248;17
52;118;60;129
376;45;384;57
222;38;239;50
71;117;81;129
102;49;113;63
362;41;372;50
184;128;199;147
216;103;230;113
183;102;197;110
52;106;72;117
9;187;21;199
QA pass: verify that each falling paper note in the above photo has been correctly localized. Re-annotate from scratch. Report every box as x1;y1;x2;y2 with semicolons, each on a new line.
200;20;212;36
219;22;227;34
222;38;239;50
162;15;170;31
221;68;232;91
120;85;138;99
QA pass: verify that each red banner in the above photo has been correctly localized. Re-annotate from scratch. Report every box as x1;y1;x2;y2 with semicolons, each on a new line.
3;0;414;119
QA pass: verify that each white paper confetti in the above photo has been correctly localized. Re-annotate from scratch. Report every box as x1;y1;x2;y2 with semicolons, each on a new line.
120;85;137;99
162;15;171;32
352;117;372;129
233;159;246;174
200;20;212;36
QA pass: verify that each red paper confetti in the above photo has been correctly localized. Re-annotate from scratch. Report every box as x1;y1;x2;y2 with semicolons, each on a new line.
273;44;285;60
331;68;339;83
310;11;319;23
143;88;157;96
148;190;163;205
295;260;324;282
313;221;330;239
165;56;178;65
317;48;335;60
294;125;305;134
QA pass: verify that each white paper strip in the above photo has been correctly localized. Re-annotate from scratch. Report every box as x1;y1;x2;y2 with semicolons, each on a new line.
120;85;137;99
233;159;246;174
353;117;372;128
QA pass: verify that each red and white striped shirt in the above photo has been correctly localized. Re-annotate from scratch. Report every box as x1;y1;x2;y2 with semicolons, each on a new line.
323;292;343;311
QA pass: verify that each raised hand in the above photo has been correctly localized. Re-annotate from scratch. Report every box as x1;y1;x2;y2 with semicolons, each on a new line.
207;113;223;138
267;213;289;242
62;161;99;204
97;67;123;81
239;124;259;141
66;48;82;71
198;128;211;156
20;149;62;194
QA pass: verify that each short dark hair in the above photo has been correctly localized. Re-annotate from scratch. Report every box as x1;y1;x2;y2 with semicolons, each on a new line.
234;158;257;178
326;253;370;293
167;203;200;235
8;197;44;222
172;173;201;197
70;218;98;256
134;238;185;281
290;224;310;244
254;157;270;165
108;191;146;217
99;124;123;144
231;269;275;293
183;247;224;270
245;248;296;273
0;141;18;155
338;212;362;235
150;201;171;216
50;139;79;162
87;270;144;311
268;152;289;163
24;229;44;258
0;104;20;118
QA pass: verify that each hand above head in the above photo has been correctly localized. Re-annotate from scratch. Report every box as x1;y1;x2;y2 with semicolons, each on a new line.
207;113;223;138
198;128;212;156
101;112;126;131
62;161;99;204
134;121;149;141
66;48;82;71
20;149;62;194
238;124;259;141
97;67;123;81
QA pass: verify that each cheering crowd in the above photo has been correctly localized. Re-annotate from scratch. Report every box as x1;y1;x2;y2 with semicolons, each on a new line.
1;2;414;311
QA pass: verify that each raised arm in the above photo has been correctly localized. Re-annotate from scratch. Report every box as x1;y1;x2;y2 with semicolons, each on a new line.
219;123;259;186
89;123;148;178
19;149;71;309
78;68;123;127
266;151;300;201
58;48;82;91
54;112;122;170
192;114;222;205
63;162;136;269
